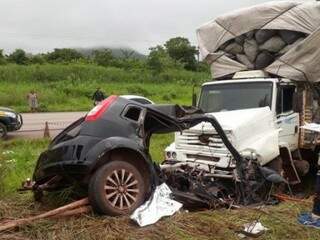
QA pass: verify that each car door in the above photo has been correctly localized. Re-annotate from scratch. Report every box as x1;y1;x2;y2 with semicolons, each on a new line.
276;84;299;151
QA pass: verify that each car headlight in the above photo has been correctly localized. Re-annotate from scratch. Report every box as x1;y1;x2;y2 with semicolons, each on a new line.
4;112;16;118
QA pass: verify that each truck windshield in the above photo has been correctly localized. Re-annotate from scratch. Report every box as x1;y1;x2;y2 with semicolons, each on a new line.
199;82;273;113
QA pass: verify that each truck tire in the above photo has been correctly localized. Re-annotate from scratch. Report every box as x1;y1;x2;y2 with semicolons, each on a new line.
0;123;7;139
88;160;147;216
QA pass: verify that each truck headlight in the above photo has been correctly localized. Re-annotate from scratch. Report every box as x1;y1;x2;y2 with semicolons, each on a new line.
172;152;177;159
5;112;16;118
166;152;171;159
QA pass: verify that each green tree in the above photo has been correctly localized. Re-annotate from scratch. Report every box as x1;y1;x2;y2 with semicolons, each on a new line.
164;37;198;71
0;49;6;65
147;45;180;72
30;54;45;64
45;48;83;63
92;49;114;67
7;49;29;65
147;46;167;72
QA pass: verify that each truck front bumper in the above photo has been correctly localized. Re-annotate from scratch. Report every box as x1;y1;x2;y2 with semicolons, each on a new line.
164;143;235;169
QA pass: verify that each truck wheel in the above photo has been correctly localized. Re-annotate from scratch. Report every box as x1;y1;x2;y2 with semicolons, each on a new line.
88;160;147;216
0;123;7;139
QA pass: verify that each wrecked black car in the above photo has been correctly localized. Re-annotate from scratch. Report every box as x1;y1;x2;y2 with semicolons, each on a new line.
30;96;282;215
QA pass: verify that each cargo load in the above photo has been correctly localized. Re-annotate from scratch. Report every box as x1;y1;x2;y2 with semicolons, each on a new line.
197;1;320;82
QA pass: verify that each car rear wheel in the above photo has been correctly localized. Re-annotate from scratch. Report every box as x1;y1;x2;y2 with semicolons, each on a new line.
0;123;7;139
88;160;147;216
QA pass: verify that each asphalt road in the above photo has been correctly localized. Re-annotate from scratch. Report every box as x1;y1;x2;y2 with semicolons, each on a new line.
7;112;87;140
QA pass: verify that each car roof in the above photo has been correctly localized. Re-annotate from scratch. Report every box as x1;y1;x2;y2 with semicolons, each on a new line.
120;95;154;104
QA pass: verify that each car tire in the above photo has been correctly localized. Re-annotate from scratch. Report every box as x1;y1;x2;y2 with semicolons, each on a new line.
0;123;7;139
88;160;147;216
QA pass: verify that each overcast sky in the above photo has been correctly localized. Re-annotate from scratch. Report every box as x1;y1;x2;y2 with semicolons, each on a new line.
0;0;276;54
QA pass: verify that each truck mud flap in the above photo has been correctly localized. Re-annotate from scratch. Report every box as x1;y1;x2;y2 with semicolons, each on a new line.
280;147;301;185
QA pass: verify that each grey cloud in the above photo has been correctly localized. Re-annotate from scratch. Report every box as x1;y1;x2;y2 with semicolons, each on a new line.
0;0;275;54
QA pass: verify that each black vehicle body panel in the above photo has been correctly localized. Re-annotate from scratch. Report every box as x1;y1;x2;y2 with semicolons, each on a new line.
0;107;23;132
33;96;240;191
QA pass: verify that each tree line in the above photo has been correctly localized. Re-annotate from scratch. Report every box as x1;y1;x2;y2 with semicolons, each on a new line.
0;37;208;73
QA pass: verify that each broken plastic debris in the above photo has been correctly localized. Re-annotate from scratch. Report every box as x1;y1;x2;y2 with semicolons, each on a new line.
130;183;182;227
242;221;268;236
298;213;320;229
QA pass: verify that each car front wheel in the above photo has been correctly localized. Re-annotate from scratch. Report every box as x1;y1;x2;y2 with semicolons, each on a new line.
88;159;147;216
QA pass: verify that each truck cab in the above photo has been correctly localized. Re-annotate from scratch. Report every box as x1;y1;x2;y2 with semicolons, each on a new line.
165;71;312;183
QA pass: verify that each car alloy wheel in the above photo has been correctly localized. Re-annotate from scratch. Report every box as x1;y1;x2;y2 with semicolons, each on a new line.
104;169;140;210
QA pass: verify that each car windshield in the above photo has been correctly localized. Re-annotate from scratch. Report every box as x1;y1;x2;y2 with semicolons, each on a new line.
199;82;273;113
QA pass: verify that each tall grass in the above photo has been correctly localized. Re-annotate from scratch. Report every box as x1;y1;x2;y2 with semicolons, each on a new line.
0;139;49;195
0;64;209;112
0;64;209;84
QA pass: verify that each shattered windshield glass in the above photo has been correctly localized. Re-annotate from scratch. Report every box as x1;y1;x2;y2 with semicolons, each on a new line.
199;82;273;113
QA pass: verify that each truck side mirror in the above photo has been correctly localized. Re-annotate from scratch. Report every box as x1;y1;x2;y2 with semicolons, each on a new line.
292;92;302;113
192;85;197;107
192;93;197;107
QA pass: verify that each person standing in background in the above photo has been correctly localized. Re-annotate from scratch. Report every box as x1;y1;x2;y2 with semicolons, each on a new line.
27;90;38;112
92;87;106;106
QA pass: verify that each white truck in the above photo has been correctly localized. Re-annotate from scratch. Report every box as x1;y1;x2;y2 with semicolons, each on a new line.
165;70;317;185
164;1;320;187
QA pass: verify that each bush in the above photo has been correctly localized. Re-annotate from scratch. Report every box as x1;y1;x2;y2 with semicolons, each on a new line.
126;86;151;97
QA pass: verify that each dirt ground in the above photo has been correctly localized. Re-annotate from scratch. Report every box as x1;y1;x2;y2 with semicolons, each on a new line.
0;192;320;240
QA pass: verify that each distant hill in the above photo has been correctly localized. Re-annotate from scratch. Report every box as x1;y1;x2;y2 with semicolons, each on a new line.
76;47;146;59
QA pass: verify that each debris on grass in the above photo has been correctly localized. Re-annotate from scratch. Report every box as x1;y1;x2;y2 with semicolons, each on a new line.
0;198;91;232
240;221;268;237
130;183;182;227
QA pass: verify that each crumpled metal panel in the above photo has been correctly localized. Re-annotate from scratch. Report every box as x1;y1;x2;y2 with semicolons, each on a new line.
130;183;182;227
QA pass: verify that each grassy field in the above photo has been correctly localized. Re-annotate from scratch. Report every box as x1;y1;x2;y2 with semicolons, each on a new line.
0;64;209;112
1;139;320;240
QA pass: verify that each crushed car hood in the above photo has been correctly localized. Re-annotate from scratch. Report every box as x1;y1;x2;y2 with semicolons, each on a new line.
188;107;279;165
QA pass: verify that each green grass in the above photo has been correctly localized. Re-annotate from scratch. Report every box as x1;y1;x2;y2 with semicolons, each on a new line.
0;139;49;195
1;81;197;112
0;64;209;112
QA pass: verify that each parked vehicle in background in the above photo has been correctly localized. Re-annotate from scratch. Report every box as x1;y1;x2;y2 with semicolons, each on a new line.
121;95;154;105
0;107;23;139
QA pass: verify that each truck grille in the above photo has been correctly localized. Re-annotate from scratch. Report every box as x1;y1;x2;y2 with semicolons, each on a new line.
175;130;232;157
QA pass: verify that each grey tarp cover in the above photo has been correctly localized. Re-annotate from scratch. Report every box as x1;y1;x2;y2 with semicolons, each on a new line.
197;1;320;82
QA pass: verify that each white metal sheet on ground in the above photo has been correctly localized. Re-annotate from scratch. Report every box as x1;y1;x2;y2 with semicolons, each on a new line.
130;183;182;227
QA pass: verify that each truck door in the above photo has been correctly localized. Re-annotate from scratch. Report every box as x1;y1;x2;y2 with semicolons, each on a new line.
276;85;299;151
